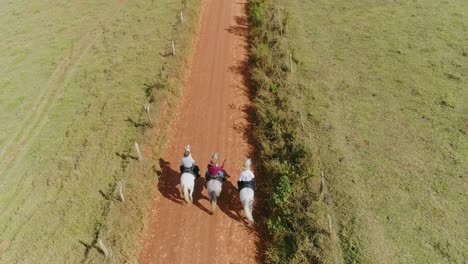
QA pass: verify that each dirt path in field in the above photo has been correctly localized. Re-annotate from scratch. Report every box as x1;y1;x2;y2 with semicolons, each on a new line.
0;0;126;178
139;0;264;263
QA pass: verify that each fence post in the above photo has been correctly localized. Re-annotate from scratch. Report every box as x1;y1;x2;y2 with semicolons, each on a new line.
117;181;125;202
97;239;110;257
289;52;293;73
320;172;325;195
145;103;152;126
327;214;332;235
300;112;305;130
135;142;143;161
180;11;184;23
172;41;176;56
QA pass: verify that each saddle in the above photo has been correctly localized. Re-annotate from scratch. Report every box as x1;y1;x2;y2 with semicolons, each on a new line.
237;179;257;192
181;165;200;178
206;175;224;183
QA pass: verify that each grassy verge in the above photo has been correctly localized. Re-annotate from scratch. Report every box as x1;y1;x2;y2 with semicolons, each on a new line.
249;1;330;263
252;0;467;263
88;0;202;262
0;0;201;263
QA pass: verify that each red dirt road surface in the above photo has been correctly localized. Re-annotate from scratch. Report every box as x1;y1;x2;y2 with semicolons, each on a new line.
139;0;263;263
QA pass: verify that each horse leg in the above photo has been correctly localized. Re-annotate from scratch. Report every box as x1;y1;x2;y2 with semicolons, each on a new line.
189;187;193;203
210;191;217;213
183;185;191;205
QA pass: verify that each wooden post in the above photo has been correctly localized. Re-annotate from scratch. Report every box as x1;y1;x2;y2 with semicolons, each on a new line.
97;239;110;257
300;112;305;130
289;53;293;73
171;41;176;56
117;181;125;202
327;214;332;235
320;171;325;200
320;175;325;194
145;103;152;126
180;11;184;23
135;142;143;161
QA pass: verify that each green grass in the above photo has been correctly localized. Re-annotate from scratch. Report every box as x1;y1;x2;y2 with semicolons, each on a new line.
0;0;201;263
280;0;468;263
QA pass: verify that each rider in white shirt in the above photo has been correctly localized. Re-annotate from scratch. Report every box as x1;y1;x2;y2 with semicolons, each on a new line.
181;152;195;168
238;159;256;191
180;145;200;177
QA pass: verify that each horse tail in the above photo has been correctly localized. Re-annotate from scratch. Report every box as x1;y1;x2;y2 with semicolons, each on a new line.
243;199;254;224
183;184;192;205
241;188;254;224
210;191;217;213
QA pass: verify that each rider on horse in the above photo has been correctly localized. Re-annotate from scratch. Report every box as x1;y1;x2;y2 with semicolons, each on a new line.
205;153;226;182
180;145;201;177
237;158;256;191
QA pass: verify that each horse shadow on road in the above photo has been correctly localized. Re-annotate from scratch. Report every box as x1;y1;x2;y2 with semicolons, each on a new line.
158;158;183;205
217;171;247;224
158;158;212;214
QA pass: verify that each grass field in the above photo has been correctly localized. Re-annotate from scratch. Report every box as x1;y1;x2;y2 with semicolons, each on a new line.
0;0;195;263
281;0;467;263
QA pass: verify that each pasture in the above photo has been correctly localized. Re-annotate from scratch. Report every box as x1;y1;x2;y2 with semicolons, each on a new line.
282;0;467;262
0;0;194;262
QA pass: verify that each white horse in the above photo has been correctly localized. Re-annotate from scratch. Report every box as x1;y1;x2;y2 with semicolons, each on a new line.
180;172;195;204
206;178;223;213
240;187;254;224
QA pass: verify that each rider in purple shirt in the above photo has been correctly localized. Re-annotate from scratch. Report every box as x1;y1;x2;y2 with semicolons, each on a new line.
206;153;226;178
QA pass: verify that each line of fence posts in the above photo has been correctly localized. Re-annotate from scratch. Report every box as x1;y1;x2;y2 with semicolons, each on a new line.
95;3;192;258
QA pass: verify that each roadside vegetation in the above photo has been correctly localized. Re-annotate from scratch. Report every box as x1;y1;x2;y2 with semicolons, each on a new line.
250;0;467;263
0;0;201;263
249;0;330;263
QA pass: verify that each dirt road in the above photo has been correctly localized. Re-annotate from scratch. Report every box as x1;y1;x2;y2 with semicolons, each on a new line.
139;0;262;263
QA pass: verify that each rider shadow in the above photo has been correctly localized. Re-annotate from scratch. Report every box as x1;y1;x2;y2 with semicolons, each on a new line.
158;158;184;205
217;171;245;223
192;177;212;215
158;158;212;214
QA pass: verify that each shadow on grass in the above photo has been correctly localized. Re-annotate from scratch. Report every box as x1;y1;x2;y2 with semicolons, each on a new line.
115;151;138;161
125;117;149;128
79;239;106;259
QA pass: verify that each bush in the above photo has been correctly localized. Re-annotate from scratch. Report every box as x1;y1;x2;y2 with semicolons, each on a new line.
249;0;325;263
250;0;266;27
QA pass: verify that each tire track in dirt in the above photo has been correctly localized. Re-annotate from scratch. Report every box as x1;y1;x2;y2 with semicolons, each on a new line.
139;0;264;263
0;0;128;179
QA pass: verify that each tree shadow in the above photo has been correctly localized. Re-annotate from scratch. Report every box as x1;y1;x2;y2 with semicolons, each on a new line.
157;158;184;205
228;1;270;262
226;15;249;38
